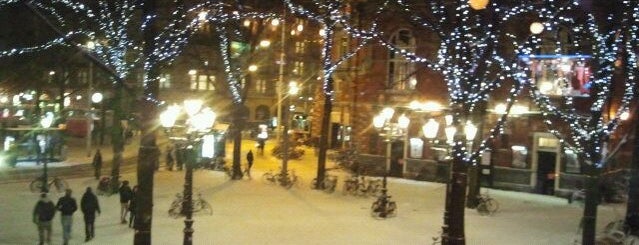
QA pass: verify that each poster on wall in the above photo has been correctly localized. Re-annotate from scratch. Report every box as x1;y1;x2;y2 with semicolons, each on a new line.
564;149;580;173
511;145;528;168
409;138;423;159
520;54;592;97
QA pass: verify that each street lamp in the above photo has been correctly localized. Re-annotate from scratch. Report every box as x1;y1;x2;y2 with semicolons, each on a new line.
280;82;299;187
159;99;216;245
85;41;96;157
373;108;409;179
39;113;54;193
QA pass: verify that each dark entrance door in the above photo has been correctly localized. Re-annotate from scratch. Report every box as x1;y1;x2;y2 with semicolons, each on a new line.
537;151;557;195
389;141;404;177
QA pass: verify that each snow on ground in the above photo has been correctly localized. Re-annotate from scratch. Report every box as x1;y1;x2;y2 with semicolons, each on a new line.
0;165;626;245
0;143;626;244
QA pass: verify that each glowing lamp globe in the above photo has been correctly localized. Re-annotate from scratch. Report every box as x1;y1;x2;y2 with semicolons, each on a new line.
530;22;544;34
468;0;489;10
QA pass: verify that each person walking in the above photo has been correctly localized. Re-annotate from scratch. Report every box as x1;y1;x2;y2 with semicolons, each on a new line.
92;149;103;180
118;180;133;224
56;189;78;245
245;150;254;178
176;144;184;171
166;145;175;171
80;187;100;242
33;193;55;245
128;185;138;228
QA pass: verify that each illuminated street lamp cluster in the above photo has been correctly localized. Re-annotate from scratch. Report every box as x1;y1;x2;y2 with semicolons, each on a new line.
159;99;216;245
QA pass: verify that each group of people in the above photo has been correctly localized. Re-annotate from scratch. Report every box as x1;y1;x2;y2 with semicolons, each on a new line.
32;180;137;245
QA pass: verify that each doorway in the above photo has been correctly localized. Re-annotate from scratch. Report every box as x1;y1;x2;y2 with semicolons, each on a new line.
536;151;557;195
389;141;404;177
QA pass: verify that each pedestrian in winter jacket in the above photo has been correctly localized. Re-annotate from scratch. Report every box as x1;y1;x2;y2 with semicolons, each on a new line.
80;187;101;241
56;189;78;245
33;193;55;245
92;150;103;180
128;185;138;228
118;180;134;224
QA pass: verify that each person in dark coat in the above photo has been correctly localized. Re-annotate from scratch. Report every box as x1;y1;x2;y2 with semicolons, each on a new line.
245;150;254;178
176;144;184;171
33;193;56;245
118;180;133;224
80;187;101;241
56;189;78;245
128;185;138;228
166;145;175;171
92;149;103;180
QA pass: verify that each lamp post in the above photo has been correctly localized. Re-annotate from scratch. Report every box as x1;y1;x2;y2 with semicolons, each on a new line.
160;99;216;245
39;113;54;193
280;81;299;187
441;117;478;244
371;108;409;218
85;41;95;157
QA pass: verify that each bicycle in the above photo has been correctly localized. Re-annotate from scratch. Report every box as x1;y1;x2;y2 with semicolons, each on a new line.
97;176;121;196
476;192;499;216
263;168;300;189
30;175;68;193
342;175;360;195
311;174;338;193
168;192;213;218
370;189;397;219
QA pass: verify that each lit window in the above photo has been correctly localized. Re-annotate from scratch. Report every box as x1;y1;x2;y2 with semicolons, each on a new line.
295;41;305;54
388;29;416;90
255;80;266;94
191;74;215;91
160;74;171;88
293;61;304;75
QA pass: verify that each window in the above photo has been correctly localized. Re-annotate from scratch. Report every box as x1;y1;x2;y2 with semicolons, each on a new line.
293;61;304;75
255;80;266;94
160;74;171;89
338;36;349;58
190;73;215;91
295;41;305;54
388;29;416;91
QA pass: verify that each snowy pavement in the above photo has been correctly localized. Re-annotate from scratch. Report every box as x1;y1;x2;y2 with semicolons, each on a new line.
0;164;625;245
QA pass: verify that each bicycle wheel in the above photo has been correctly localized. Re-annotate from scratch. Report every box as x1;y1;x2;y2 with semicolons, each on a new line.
476;202;489;216
168;202;183;218
53;178;69;193
485;198;499;215
262;172;275;184
30;179;44;193
388;201;397;217
371;201;381;217
199;200;213;215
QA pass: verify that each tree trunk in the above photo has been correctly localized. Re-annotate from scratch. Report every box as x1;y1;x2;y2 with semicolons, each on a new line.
110;83;125;191
314;25;334;189
231;104;248;179
626;120;639;236
442;108;468;245
134;1;159;244
582;112;603;245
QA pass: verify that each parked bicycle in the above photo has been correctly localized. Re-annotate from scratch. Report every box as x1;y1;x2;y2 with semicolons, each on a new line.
311;174;338;193
476;192;499;216
370;189;396;219
342;175;383;197
262;168;300;189
96;176;120;196
30;175;68;193
168;192;213;218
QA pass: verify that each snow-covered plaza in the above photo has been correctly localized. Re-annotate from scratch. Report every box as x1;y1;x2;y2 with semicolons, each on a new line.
0;155;624;245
